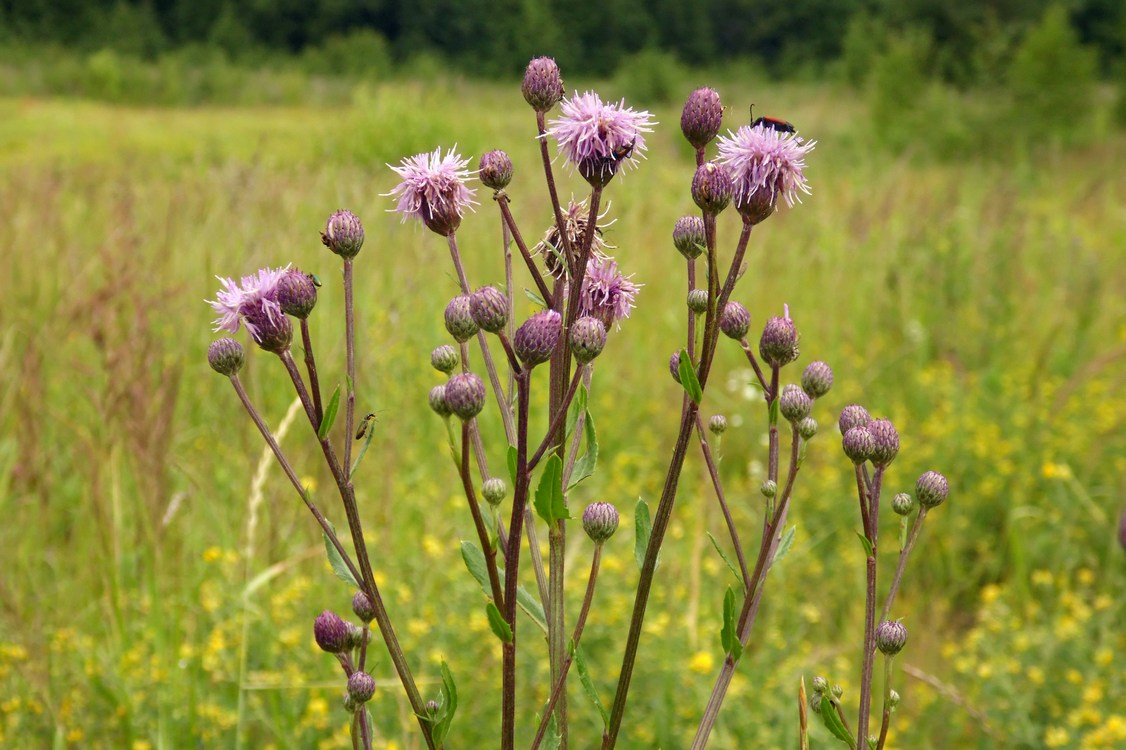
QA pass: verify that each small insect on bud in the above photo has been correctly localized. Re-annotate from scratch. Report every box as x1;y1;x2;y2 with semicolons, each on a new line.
838;404;872;435
691;162;733;214
582;502;620;544
276;269;318;319
708;414;727;435
570;316;607;364
891;492;915;516
680;87;724;150
687;289;709;315
797;416;818;441
779;384;813;423
522;57;565;112
208;338;245;376
469;285;508;334
720;301;751;340
673;215;706;260
431;344;459;374
760;479;777;498
875;620;908;656
842;426;875;464
478;150;514;190
915;470;949;509
867;419;900;467
759;315;799;367
313;610;350;654
428;384;452;418
801;360;833;399
348;671;377;704
322;209;365;259
482;477;507;506
444;295;479;343
352;591;376;623
444;372;487;421
513;310;562;367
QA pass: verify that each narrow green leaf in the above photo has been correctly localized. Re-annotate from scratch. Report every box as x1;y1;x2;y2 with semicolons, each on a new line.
534;454;569;524
486;602;513;643
855;530;874;558
768;395;780;427
322;521;361;589
634;498;652;570
819;696;856;748
574;642;609;727
524;287;548;308
720;586;743;662
349;416;378;478
542;713;562;750
566;410;599;491
678;348;703;404
772;525;797;565
898;516;909;552
432;660;458;745
515;583;548;634
565;383;588;438
506;444;518;487
460;541;548;633
706;532;744;586
318;385;342;439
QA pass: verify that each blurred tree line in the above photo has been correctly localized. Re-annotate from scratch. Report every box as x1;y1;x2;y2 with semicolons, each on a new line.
1;0;1123;80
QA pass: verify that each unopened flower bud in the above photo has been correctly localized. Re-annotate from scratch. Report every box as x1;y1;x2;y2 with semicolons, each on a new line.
428;384;452;418
348;671;376;703
842;426;874;464
582;502;620;544
469;285;508;334
345;622;365;650
513;310;562;367
831;685;843;699
431;344;459;374
680;87;724;149
687;289;709;315
570;316;607;364
692;162;732;214
759;315;799;367
811;676;829;694
425;700;441;717
888;689;901;708
809;691;823;714
208;338;245;376
735;187;778;225
867;419;900;466
761;479;777;498
915;470;949;509
798;417;818;440
875;620;908;655
838;404;872;435
444;372;486;420
720;301;751;340
673;215;706;260
478;150;513;190
801;361;833;399
482;477;507;506
277;270;318;319
709;415;727;435
780;384;813;423
669;351;683;384
351;591;376;623
444;295;479;343
314;610;350;653
522;57;564;112
891;493;914;516
244;307;293;354
322;209;364;258
344;693;360;713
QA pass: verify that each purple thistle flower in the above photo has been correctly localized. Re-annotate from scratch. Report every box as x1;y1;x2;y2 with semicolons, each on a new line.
579;258;640;329
386;147;478;236
716;124;815;212
546;92;655;186
208;266;289;342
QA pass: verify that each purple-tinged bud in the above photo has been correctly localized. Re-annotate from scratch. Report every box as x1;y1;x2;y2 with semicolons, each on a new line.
431;344;459;374
801;361;833;399
570;316;607;364
428;384;452;418
798;417;818;440
915;470;949;509
343;694;360;713
759;315;799;367
673;215;706;260
582;502;619;543
244;307;293;354
522;57;564;112
351;592;376;623
709;414;727;435
811;676;829;694
680;87;723;149
888;690;901;708
348;671;377;703
735;188;777;226
444;295;479;343
513;310;562;367
875;620;908;656
420;198;464;237
345;621;365;649
867;419;900;466
838;404;872;435
322;210;365;258
761;479;777;498
313;610;350;653
669;351;682;384
692;162;732;214
891;492;914;516
687;289;709;315
425;699;441;717
482;477;507;506
208;338;245;376
276;269;318;319
469;286;508;334
444;372;486;420
780;384;813;423
478;150;513;190
720;301;751;340
842;426;874;464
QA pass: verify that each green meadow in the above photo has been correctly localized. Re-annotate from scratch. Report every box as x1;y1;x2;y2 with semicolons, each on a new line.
2;74;1125;749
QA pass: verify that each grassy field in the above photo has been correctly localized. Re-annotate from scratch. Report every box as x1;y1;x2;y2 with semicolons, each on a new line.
1;75;1125;749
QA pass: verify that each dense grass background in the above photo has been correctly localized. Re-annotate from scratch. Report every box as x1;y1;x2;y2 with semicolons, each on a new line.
1;69;1125;749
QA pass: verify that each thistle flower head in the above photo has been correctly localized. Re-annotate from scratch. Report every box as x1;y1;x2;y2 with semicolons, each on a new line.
444;372;487;421
672;215;706;260
867;419;900;466
582;501;620;544
514;310;562;367
478;149;513;190
798;416;818;440
522;57;565;112
351;592;376;623
780;384;813;423
875;620;908;656
469;285;509;334
276;269;318;319
915;470;949;508
719;301;751;340
842;426;874;464
430;344;459;374
482;477;507;506
717;123;815;217
801;360;834;399
892;492;915;516
570;316;608;364
313;610;350;653
348;671;377;703
709;414;727;435
207;338;245;376
759;313;800;367
838;404;872;435
428;384;452;418
680;87;724;149
579;258;640;330
537;198;613;277
547;91;654;187
687;289;709;315
691;161;733;214
208;266;293;353
322;209;365;258
444;295;479;343
387;147;478;236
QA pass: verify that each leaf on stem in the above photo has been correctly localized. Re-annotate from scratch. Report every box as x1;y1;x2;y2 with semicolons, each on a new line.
565;383;588;438
768;394;781;427
524;287;548;309
322;522;361;589
460;541;548;633
318;385;341;439
819;696;857;748
349;416;378;478
855;530;875;558
507;444;518;487
678;348;703;404
720;586;743;662
486;601;513;643
898;516;909;551
706;531;744;586
430;660;458;745
772;525;797;565
574;641;609;727
634;498;653;570
567;409;599;490
534;454;570;524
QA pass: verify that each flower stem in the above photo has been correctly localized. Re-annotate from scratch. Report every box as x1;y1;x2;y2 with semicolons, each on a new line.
692;414;749;588
875;655;894;750
527;365;586;472
880;508;928;623
496;193;554;306
460;420;505;608
536;111;575;272
857;465;886;747
343;258;356;472
300;318;324;426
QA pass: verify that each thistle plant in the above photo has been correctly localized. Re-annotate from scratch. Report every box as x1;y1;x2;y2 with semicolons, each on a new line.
206;57;949;750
